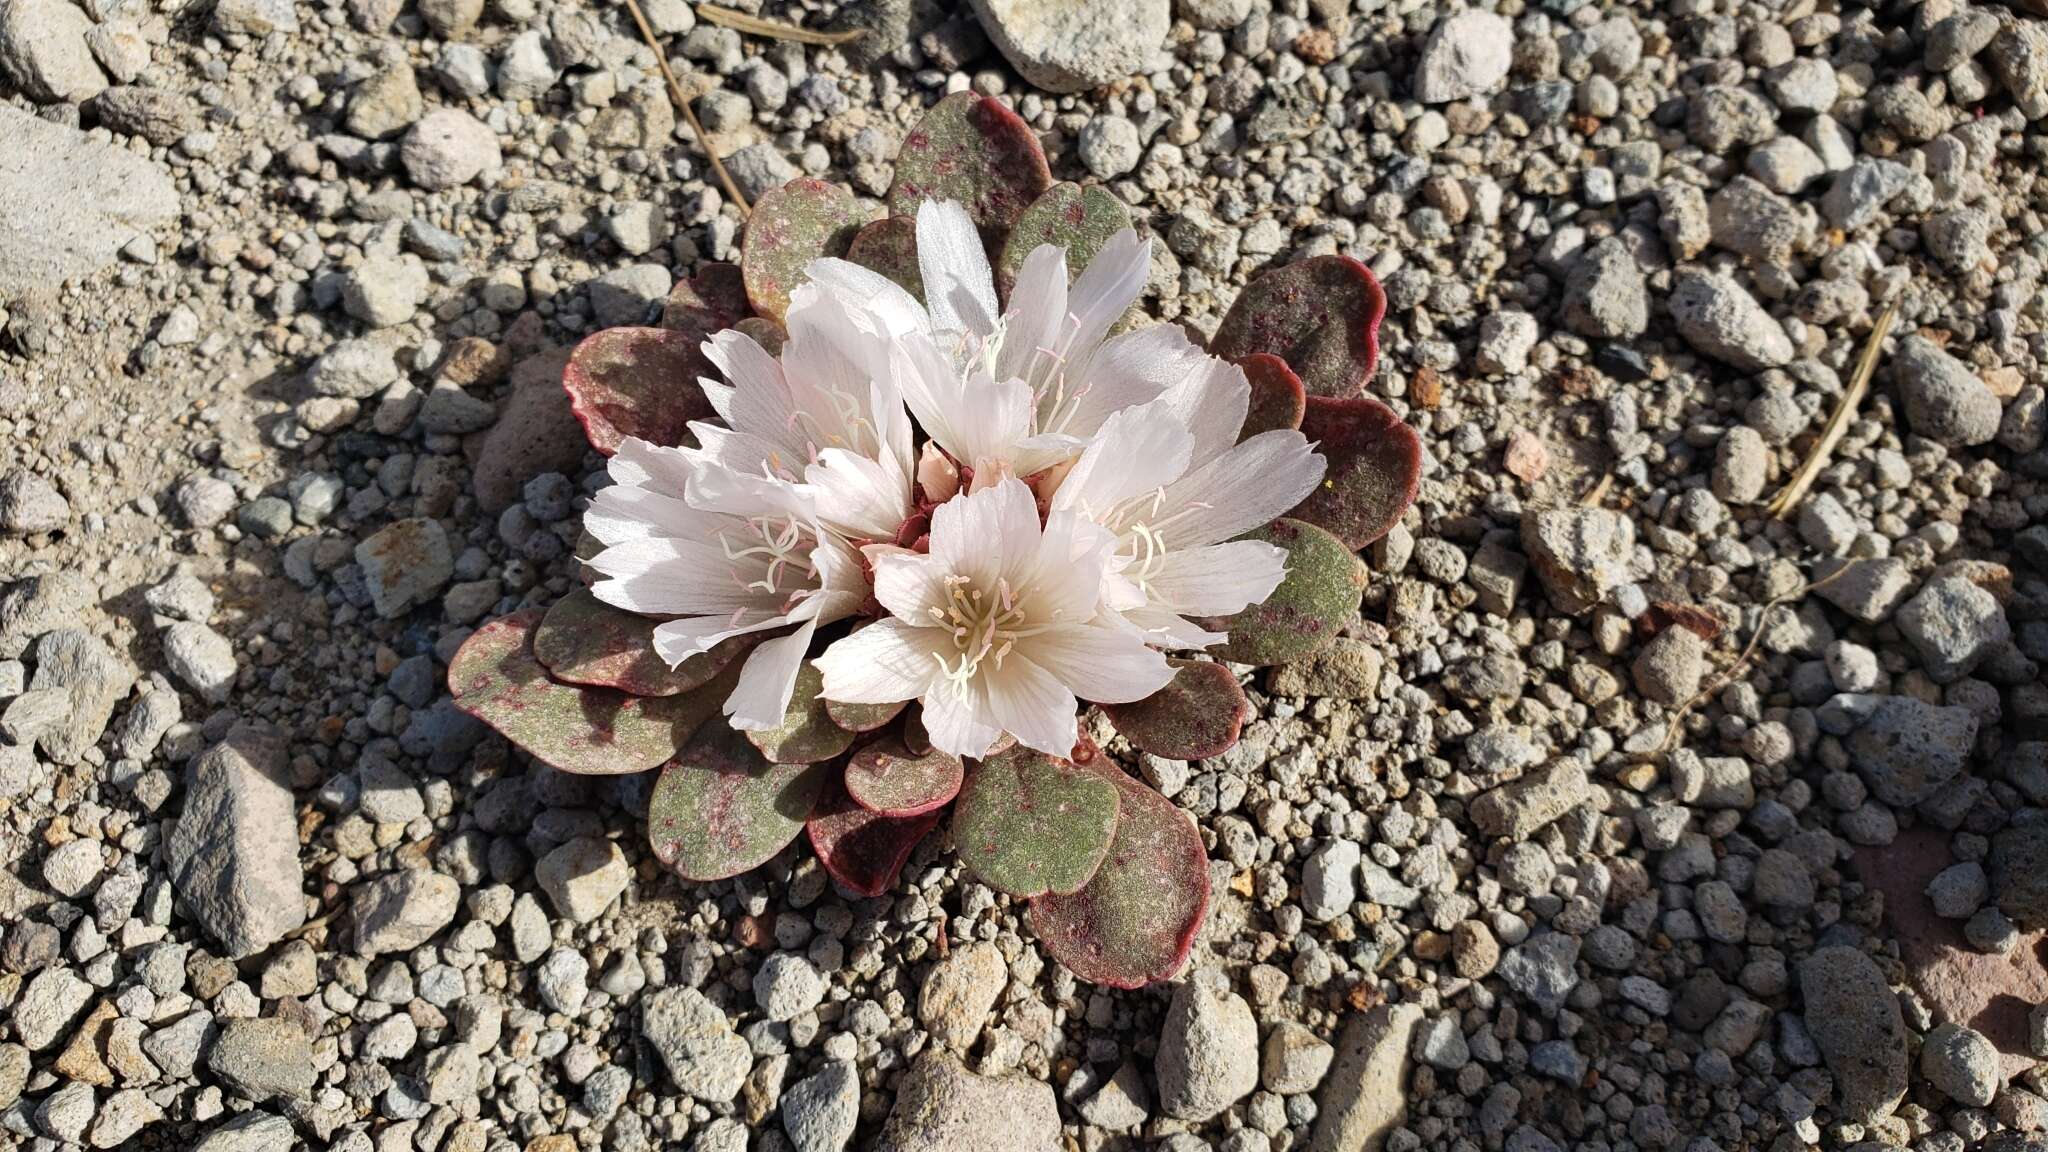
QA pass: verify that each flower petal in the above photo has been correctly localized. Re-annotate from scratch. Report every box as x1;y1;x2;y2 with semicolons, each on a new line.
995;243;1068;385
725;619;818;730
1063;229;1149;358
1152;356;1253;463
931;477;1039;589
1019;510;1116;626
916;199;998;339
1146;539;1290;617
813;618;934;704
921;680;1005;760
1020;623;1173;705
1050;402;1192;524
652;614;790;663
807;447;913;542
1156;430;1327;548
802;255;931;338
982;654;1080;757
868;547;955;622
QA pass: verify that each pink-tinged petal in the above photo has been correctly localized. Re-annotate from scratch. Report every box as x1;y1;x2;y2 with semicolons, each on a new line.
916;199;998;338
928;476;1037;588
806;447;913;542
1020;512;1116;625
1062;229;1149;356
995;243;1069;385
920;679;1005;760
1147;539;1290;618
982;655;1080;758
724;620;821;731
1152;356;1253;464
653;615;793;664
1120;604;1229;650
869;550;955;623
802;255;930;337
1050;403;1193;523
1156;430;1327;549
1020;623;1173;705
813;619;934;704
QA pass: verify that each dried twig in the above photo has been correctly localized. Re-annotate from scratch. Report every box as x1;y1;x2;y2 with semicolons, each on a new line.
697;2;865;45
1652;564;1852;760
1766;300;1899;520
619;0;751;217
1579;471;1613;507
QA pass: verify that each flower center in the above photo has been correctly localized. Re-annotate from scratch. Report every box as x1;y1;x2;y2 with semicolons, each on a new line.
926;574;1052;692
717;516;820;620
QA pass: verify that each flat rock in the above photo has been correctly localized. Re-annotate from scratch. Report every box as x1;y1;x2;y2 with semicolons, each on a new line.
1308;1004;1422;1152
191;1113;296;1152
350;869;460;956
207;1018;316;1102
874;1050;1060;1152
26;628;136;765
643;987;752;1102
1521;507;1633;614
1799;946;1909;1124
1846;695;1976;809
534;836;630;923
355;517;454;619
1668;269;1794;371
967;0;1167;94
167;726;306;957
0;104;175;298
1414;9;1513;103
0;0;106;103
917;940;1007;1052
1157;980;1259;1121
0;571;95;660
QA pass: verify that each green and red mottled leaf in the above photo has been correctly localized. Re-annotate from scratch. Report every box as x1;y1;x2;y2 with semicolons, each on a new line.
847;216;924;301
1101;660;1251;761
1030;766;1211;989
1211;255;1386;399
845;738;963;817
562;327;719;457
806;773;944;897
744;663;858;765
660;261;751;333
951;745;1120;898
649;724;830;881
888;91;1052;243
741;177;871;323
995;182;1131;299
1289;395;1422;549
734;316;787;356
825;697;907;734
449;610;720;775
1236;353;1307;440
532;588;747;697
1205;519;1365;667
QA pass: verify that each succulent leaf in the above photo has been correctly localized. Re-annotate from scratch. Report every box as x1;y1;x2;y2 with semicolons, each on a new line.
740;177;870;323
995;182;1131;299
659;261;751;333
806;773;944;897
743;663;858;765
1100;660;1251;761
561;327;719;457
824;697;908;734
1030;766;1211;989
846;216;924;301
887;91;1052;243
1205;519;1365;667
845;738;964;817
648;724;830;881
1211;255;1387;399
449;609;721;775
1289;395;1422;549
532;588;748;697
733;316;788;355
1235;353;1307;440
950;744;1121;898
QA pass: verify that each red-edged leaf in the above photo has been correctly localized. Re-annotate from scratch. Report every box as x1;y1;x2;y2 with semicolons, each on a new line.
744;664;857;765
1204;519;1365;667
1030;766;1210;989
806;773;944;897
995;182;1131;300
741;177;871;323
1101;660;1250;761
532;588;748;697
660;262;750;333
845;739;963;817
734;316;787;355
1212;256;1386;399
1236;353;1306;440
951;745;1120;898
825;697;907;734
1290;395;1422;549
888;92;1051;243
562;327;719;457
847;216;923;301
648;724;830;881
449;610;721;775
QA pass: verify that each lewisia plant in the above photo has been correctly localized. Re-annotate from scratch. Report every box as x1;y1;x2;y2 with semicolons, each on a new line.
451;94;1421;988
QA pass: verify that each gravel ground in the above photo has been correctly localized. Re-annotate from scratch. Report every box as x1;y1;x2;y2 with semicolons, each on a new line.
3;0;2048;1149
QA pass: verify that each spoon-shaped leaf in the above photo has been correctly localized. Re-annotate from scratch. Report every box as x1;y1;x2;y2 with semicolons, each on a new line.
995;182;1131;299
847;216;924;301
888;91;1051;242
1212;255;1386;399
562;327;719;457
845;738;964;817
807;773;944;897
744;663;858;765
1101;660;1251;761
648;724;830;881
1205;519;1366;667
1288;395;1422;550
951;744;1120;898
532;588;747;697
1235;353;1307;440
741;177;870;323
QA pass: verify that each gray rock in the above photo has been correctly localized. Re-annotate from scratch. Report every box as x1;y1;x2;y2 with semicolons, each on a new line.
1822;157;1914;230
782;1060;859;1152
1308;1004;1422;1152
307;337;401;399
1470;759;1590;840
1496;932;1580;1016
356;517;454;618
755;952;826;1021
94;85;199;144
1993;823;2048;928
162;620;236;703
208;1018;316;1102
90;1088;162;1148
1474;310;1538;375
1846;695;1976;808
918;940;1007;1051
534;836;630;923
1077;114;1142;179
723;143;799;203
967;0;1168;95
1076;1060;1150;1129
1301;839;1359;923
589;262;676;328
1521;507;1632;614
1632;626;1706;706
0;0;106;102
0;1042;27;1108
1713;426;1769;503
35;1082;93;1144
11;967;91;1050
496;29;558;98
1798;947;1908;1124
1414;9;1512;103
0;105;175;298
874;1050;1060;1152
1813;557;1914;622
1896;573;2009;682
1765;56;1837;112
1891;336;2001;447
346;63;423;139
212;0;297;34
1668;270;1794;371
401;108;501;191
25;628;135;765
351;869;460;956
0;469;68;535
643;987;754;1102
1261;1020;1334;1094
343;254;427;328
1561;237;1647;339
1157;980;1258;1121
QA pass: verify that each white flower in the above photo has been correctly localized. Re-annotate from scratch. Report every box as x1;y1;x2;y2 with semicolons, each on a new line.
812;477;1172;759
1051;383;1328;650
801;200;1176;490
584;438;867;730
